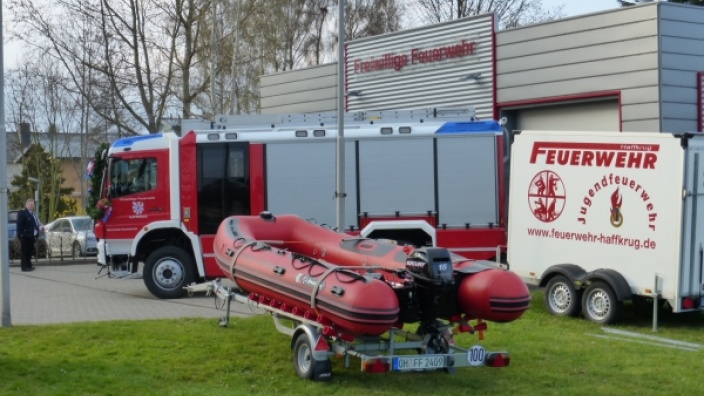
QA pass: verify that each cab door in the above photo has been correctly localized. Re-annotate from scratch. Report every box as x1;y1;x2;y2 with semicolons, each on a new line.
46;219;68;257
104;149;170;245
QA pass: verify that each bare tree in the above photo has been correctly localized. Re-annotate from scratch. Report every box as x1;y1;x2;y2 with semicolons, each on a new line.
345;0;404;39
410;0;563;29
9;0;192;133
7;0;408;125
324;0;405;62
218;0;266;114
162;0;211;119
5;58;87;217
6;64;42;133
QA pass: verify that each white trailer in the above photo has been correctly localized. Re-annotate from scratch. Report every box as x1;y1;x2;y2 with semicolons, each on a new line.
507;130;704;324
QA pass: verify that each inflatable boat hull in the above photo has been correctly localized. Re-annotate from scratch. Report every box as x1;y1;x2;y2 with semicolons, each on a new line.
213;214;529;336
213;218;399;336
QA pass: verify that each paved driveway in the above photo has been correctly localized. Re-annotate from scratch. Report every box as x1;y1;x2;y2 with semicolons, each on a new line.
5;261;262;326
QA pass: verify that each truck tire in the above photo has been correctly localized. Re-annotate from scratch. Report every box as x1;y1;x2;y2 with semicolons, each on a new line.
581;281;623;324
143;246;195;299
293;333;332;381
545;275;582;317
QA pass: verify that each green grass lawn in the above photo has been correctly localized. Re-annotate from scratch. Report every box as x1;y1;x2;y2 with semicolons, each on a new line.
1;290;703;396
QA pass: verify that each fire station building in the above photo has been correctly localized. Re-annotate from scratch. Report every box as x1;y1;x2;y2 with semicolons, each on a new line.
260;2;704;134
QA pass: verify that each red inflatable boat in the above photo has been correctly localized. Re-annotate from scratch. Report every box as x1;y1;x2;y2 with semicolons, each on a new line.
213;213;530;337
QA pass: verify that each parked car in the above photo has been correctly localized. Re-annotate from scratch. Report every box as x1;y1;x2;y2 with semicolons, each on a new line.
44;216;98;258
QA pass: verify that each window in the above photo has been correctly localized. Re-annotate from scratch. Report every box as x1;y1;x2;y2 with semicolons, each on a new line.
197;142;250;234
109;158;158;198
49;221;63;233
228;149;245;178
72;218;93;231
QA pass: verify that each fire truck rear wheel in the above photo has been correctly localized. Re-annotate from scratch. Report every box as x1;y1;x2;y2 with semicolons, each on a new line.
581;281;623;325
545;275;582;317
143;246;195;299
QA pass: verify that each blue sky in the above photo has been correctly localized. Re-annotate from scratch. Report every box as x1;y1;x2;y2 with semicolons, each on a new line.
0;1;635;68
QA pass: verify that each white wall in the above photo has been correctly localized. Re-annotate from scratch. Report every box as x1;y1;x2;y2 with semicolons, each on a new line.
516;101;619;132
345;14;495;119
659;3;704;133
260;14;496;118
260;64;338;114
497;4;661;132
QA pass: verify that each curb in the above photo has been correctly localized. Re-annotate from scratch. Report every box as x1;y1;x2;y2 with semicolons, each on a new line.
9;258;98;267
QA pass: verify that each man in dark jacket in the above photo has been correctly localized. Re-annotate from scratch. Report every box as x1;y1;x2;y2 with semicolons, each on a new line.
16;198;44;272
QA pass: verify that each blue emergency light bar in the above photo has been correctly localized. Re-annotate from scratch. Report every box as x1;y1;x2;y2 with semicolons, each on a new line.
112;134;164;148
435;120;503;134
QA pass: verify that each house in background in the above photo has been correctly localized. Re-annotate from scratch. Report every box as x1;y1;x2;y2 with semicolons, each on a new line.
5;130;115;211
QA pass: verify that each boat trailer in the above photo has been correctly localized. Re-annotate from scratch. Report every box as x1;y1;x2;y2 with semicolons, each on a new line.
185;279;511;381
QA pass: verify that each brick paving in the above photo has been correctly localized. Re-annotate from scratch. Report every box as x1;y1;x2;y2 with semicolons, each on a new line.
4;260;262;326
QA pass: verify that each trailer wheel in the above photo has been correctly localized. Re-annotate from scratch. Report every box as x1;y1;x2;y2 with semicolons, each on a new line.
143;246;195;299
293;333;332;381
582;281;623;324
545;275;582;317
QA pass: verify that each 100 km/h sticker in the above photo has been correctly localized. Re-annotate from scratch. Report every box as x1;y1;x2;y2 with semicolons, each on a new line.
468;346;486;366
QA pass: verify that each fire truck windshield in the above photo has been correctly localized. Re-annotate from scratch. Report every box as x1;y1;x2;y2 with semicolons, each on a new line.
108;157;158;198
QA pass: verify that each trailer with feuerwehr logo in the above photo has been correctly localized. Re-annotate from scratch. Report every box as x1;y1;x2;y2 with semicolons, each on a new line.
507;130;704;325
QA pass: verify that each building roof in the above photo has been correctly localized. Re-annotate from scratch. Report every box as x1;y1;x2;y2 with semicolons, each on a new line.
6;131;119;163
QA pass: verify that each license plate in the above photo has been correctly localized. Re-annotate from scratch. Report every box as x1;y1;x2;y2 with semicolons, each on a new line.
392;356;445;371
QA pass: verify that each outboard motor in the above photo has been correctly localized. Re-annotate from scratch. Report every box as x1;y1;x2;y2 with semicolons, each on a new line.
404;247;455;337
406;247;454;286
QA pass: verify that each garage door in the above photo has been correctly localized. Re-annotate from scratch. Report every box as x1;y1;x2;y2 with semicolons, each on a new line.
516;100;619;131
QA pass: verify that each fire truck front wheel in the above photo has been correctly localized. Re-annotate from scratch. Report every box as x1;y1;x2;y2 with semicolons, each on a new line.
143;246;196;299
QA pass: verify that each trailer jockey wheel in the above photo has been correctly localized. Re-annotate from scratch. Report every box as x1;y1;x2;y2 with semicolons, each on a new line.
417;320;451;354
423;333;450;355
292;333;332;381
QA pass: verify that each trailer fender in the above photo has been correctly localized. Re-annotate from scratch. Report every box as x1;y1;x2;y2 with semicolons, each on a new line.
584;269;632;302
290;325;331;361
538;264;587;288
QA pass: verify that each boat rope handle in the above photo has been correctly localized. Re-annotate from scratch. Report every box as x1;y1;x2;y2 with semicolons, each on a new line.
310;265;384;310
230;240;259;279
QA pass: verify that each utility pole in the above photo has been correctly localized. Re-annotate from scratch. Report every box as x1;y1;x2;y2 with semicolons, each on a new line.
335;0;346;231
0;0;13;327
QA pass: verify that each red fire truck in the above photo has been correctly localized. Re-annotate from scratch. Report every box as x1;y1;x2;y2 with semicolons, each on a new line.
94;108;509;298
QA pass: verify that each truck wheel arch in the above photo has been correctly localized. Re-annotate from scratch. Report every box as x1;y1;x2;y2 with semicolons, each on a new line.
583;269;632;302
538;264;587;288
539;265;631;301
136;228;194;261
